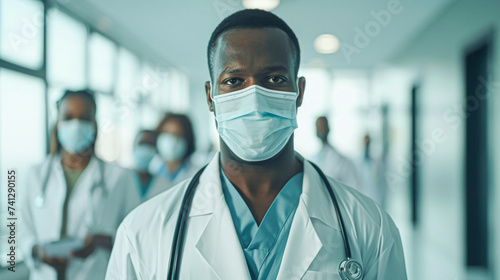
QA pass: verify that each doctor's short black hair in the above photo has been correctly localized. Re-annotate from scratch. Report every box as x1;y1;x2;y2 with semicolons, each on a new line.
207;9;301;81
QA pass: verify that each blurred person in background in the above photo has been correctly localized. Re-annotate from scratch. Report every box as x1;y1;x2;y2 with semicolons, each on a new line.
311;116;362;190
356;134;388;208
132;129;170;201
148;113;199;186
19;89;141;280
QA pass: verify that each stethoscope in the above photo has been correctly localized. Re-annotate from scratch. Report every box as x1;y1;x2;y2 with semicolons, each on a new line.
34;155;107;228
167;161;363;280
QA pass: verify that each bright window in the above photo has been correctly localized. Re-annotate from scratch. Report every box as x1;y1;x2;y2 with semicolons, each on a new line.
94;93;121;163
0;0;44;69
89;33;116;93
329;71;370;157
295;68;331;158
0;69;46;173
47;8;87;88
167;70;190;112
0;69;46;263
116;47;140;101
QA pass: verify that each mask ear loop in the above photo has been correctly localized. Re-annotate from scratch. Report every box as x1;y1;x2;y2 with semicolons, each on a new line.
209;83;220;129
210;82;217;115
294;78;301;109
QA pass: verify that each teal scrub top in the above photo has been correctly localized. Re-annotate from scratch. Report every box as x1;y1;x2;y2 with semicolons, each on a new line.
220;169;303;280
158;162;186;182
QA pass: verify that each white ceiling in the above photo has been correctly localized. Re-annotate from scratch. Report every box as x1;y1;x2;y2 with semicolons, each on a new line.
65;0;454;83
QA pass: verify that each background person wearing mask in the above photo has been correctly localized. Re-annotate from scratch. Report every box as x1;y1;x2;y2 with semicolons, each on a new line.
148;113;199;186
311;116;362;191
132;129;170;201
19;89;141;280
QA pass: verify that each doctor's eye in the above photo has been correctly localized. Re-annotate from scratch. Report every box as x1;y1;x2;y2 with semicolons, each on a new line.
266;75;287;84
222;78;243;86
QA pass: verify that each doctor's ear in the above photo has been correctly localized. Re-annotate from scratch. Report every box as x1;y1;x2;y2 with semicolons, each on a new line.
296;76;306;108
205;81;214;112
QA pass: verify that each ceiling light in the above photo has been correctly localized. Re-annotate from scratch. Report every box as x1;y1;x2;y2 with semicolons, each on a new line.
242;0;280;11
314;34;340;54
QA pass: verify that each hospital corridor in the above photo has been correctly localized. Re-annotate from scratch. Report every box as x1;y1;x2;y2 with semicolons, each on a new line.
0;0;499;279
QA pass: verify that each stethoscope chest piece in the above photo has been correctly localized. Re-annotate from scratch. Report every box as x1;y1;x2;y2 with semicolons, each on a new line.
339;258;363;280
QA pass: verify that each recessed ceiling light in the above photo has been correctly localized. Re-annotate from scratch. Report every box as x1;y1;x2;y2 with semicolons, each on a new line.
242;0;280;11
314;34;340;54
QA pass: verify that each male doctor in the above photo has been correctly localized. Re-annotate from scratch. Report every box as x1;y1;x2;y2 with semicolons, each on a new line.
106;9;407;280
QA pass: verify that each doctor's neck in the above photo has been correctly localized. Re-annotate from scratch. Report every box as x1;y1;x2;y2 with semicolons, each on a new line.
220;137;302;195
61;149;92;170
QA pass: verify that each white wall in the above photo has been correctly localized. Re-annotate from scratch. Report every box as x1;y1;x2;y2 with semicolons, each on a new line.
374;1;500;279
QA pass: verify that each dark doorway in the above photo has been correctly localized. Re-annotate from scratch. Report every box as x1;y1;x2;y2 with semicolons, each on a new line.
464;32;492;269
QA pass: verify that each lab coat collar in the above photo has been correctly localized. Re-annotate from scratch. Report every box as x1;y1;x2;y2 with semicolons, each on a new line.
301;159;341;231
190;153;340;280
191;153;251;280
188;152;339;221
276;157;341;279
188;153;223;217
50;153;104;193
51;152;101;170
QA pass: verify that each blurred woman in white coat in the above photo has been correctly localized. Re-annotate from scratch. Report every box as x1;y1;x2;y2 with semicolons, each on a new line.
19;89;141;280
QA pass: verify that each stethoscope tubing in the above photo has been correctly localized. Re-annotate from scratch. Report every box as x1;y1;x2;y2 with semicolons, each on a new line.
167;165;206;280
167;161;358;280
309;161;352;259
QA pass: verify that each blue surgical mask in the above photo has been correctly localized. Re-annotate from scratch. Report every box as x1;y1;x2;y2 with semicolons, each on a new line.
157;133;187;162
212;85;298;162
133;145;157;172
57;119;96;154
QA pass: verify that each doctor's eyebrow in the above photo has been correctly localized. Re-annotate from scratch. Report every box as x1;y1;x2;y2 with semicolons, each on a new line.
219;67;247;76
220;65;289;76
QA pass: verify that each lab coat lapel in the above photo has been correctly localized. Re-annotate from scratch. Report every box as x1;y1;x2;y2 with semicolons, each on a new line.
49;154;66;199
41;155;66;239
276;197;323;279
277;160;341;280
191;153;251;280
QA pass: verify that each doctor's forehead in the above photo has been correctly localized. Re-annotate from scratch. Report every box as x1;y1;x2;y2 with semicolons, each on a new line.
212;28;296;77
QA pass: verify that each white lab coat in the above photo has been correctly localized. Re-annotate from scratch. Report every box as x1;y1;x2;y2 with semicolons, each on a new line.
19;154;141;280
311;144;363;191
106;152;407;279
